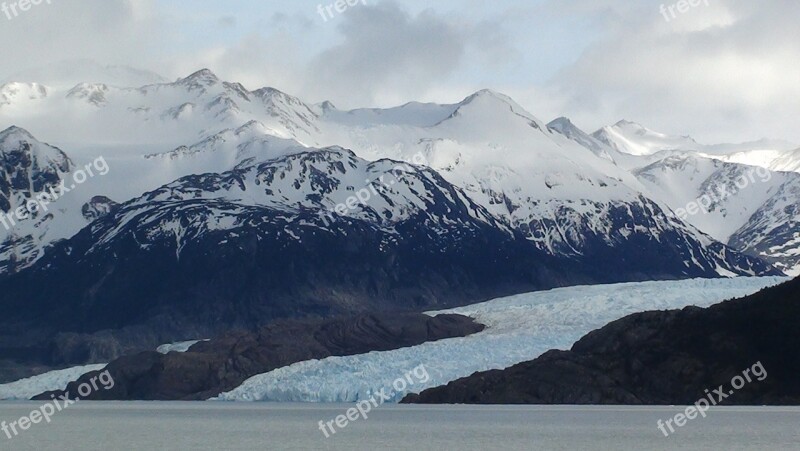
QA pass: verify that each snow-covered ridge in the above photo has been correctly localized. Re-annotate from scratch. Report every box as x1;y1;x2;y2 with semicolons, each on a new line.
3;60;167;90
569;118;799;173
704;148;800;173
214;276;786;402
0;69;794;278
632;153;800;275
549;119;799;275
592;120;702;156
0;126;77;272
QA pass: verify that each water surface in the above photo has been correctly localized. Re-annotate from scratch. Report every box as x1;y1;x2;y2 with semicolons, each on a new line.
0;402;797;450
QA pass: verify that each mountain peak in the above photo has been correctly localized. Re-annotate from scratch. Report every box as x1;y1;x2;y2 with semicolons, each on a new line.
548;117;576;131
613;119;646;129
235;120;268;135
453;89;540;122
547;117;616;160
0;125;36;143
592;120;701;156
461;89;515;106
0;125;71;177
251;86;298;100
177;69;220;87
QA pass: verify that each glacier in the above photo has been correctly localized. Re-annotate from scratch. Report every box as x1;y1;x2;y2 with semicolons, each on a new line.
0;364;107;401
214;277;787;403
0;339;208;400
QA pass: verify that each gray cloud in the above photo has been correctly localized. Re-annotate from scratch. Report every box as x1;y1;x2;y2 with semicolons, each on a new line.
537;0;800;142
303;2;467;107
0;0;796;143
0;0;162;75
218;16;236;28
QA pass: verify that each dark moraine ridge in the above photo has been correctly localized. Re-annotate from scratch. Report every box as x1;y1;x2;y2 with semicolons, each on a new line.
405;277;800;405
34;313;483;401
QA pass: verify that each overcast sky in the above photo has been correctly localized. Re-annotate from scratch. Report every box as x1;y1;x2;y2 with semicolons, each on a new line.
0;0;798;143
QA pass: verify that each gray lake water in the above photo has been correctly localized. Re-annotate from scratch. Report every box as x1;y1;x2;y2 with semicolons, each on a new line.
0;402;798;450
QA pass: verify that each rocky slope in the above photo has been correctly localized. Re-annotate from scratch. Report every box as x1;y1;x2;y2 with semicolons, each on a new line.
33;313;483;401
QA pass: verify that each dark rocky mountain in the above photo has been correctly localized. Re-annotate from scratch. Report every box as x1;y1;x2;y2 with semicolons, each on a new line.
81;195;119;221
0;141;781;379
33;313;483;401
0;126;73;272
405;277;800;405
0;149;583;371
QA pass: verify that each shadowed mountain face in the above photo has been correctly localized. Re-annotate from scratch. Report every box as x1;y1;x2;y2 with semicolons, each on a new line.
0;158;578;369
33;313;484;401
405;277;800;405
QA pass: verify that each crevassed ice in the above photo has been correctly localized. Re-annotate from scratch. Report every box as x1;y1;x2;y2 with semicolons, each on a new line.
214;277;786;403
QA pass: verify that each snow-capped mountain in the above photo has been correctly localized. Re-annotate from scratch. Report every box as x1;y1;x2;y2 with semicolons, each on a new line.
0;146;777;367
547;117;615;162
0;126;72;272
633;154;800;275
3;60;168;90
0;70;786;278
592;120;703;156
586;119;799;173
0;68;793;371
0;69;325;162
0;126;119;274
143;120;304;170
710;147;800;173
729;180;800;276
550;120;800;276
0;148;589;354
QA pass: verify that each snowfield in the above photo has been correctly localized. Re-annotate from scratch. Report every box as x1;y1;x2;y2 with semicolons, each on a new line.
156;339;209;354
214;277;786;403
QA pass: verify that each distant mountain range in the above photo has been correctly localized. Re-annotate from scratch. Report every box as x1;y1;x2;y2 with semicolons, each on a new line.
0;69;797;375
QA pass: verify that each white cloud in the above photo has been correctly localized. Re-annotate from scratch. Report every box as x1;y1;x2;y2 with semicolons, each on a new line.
536;0;800;142
0;0;797;143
